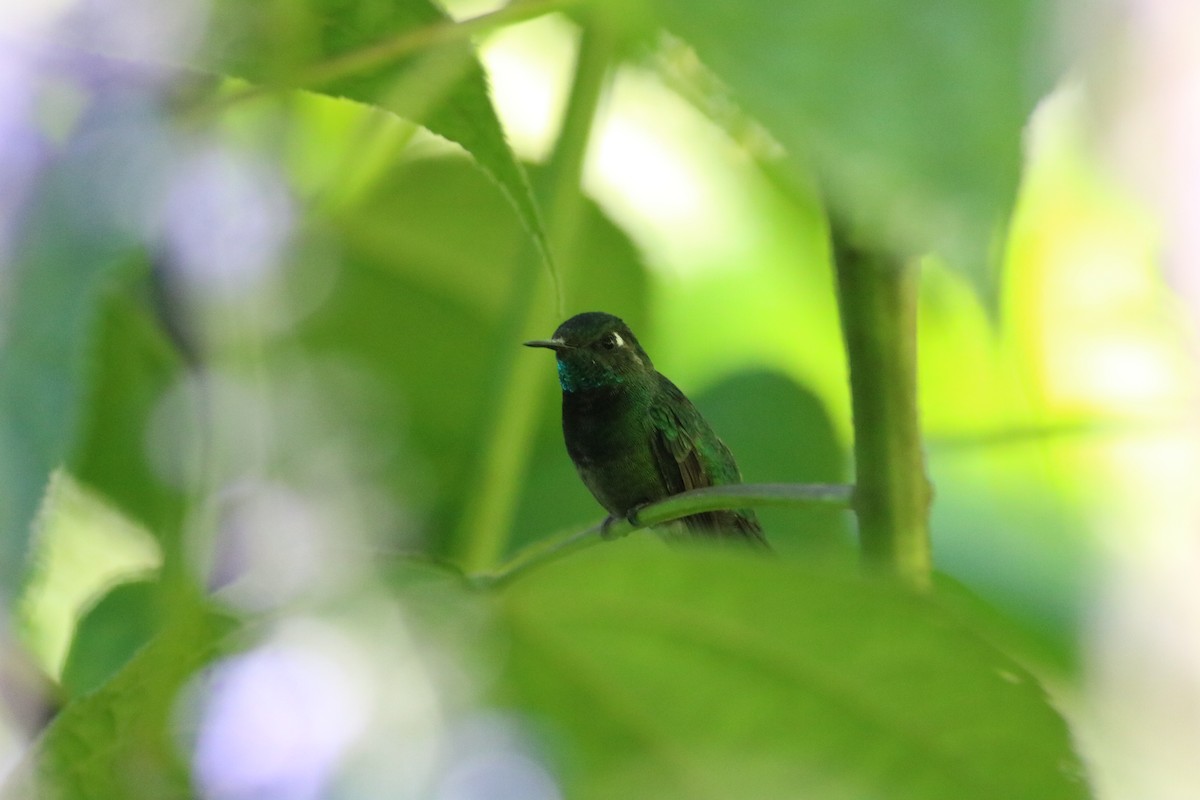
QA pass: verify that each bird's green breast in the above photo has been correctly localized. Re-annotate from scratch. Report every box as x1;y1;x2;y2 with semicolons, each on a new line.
561;384;664;517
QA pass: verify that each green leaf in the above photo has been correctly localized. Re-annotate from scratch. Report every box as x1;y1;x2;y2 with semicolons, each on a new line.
4;603;235;800
70;286;188;546
199;0;553;275
296;155;526;546
645;0;1050;279
695;370;851;556
0;123;142;595
59;579;162;699
493;540;1089;799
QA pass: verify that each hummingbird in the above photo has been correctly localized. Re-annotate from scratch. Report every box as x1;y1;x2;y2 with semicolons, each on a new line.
525;312;766;545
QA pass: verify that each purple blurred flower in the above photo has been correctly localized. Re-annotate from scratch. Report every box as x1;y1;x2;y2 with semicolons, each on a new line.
192;624;372;800
162;146;295;302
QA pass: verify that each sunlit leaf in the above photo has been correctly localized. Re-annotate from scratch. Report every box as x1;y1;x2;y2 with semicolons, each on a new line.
200;0;552;274
493;540;1088;799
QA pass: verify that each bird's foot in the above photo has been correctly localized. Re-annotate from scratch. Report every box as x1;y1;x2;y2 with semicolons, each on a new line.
600;504;650;540
599;515;623;540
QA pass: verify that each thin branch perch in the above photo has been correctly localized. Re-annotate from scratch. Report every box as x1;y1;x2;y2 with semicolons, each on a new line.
473;482;853;587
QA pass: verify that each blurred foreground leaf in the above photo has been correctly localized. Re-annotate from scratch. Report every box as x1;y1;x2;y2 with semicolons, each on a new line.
0;112;143;594
647;0;1050;282
4;603;235;800
492;539;1088;799
70;287;189;550
59;579;162;699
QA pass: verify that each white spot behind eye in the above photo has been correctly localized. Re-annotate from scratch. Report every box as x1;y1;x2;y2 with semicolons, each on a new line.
611;332;624;347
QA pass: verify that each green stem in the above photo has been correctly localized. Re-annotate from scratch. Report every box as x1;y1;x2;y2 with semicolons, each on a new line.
454;19;616;572
539;10;619;309
474;482;853;587
832;230;933;589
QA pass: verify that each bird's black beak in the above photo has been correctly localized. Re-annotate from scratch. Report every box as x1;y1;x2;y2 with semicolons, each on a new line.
523;339;570;352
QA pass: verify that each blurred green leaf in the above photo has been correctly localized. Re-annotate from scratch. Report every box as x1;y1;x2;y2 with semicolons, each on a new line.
296;155;523;547
493;540;1088;799
70;287;188;547
59;579;161;699
928;445;1094;674
200;0;552;275
695;369;851;556
645;0;1050;281
0;117;143;595
5;603;235;800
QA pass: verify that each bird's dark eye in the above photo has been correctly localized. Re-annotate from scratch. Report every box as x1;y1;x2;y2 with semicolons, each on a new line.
600;332;622;351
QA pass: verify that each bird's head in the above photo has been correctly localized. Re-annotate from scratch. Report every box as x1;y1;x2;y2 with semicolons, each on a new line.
524;311;654;393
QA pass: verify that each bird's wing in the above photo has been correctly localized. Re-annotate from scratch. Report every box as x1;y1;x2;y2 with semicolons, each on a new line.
648;377;766;543
648;392;706;496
